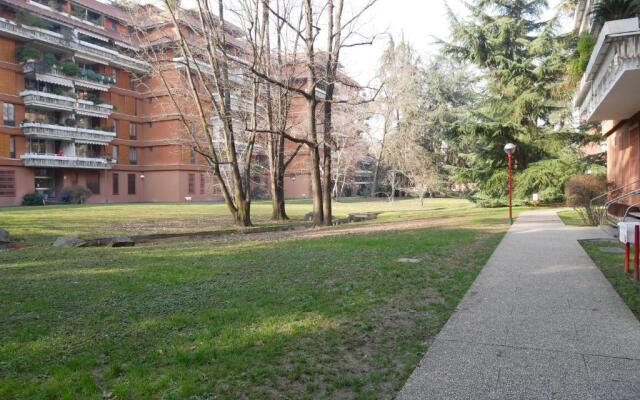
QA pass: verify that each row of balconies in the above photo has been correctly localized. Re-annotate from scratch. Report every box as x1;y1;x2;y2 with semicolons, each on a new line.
21;90;113;118
0;17;148;73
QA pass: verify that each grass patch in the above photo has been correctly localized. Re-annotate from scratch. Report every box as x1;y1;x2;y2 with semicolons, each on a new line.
0;203;515;399
581;240;640;319
1;198;475;244
558;209;587;226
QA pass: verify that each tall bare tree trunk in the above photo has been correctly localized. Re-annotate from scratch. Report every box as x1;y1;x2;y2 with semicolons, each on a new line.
261;0;288;221
304;0;323;226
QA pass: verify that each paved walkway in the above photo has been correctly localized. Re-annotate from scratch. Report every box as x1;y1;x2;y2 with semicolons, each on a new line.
398;209;640;399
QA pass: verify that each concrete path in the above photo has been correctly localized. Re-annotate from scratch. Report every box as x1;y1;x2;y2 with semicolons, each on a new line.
398;209;640;399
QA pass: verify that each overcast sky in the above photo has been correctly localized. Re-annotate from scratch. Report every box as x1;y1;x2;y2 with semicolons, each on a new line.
339;0;565;84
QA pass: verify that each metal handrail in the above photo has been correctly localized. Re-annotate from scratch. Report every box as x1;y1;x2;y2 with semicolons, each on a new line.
601;188;640;226
591;178;640;210
622;199;640;221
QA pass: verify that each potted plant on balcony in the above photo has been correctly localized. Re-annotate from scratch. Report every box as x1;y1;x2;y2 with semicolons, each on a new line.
85;69;98;82
61;60;80;77
16;11;45;28
590;0;640;30
15;46;42;64
87;93;101;104
64;118;76;127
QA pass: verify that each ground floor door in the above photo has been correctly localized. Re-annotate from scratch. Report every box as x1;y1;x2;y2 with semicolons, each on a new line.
33;168;63;200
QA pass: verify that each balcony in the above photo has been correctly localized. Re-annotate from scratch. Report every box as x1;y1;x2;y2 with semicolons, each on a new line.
21;90;75;112
22;62;114;92
0;18;68;48
20;90;113;118
76;100;114;118
0;17;148;73
21;153;112;169
575;17;640;121
72;40;149;73
21;122;115;144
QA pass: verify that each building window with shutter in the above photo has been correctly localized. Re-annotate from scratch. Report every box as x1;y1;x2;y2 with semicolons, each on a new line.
0;170;16;197
190;148;196;164
129;123;137;139
3;103;15;127
188;173;195;194
9;136;15;158
112;173;119;195
127;173;136;195
129;147;137;165
112;145;118;163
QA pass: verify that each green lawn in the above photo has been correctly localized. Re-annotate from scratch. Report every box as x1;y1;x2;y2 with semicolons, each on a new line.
581;240;640;320
0;199;519;399
557;209;587;226
0;198;475;244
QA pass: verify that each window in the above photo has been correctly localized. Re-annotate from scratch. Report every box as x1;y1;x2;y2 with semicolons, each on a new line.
86;174;100;195
187;28;193;40
9;136;15;158
128;147;137;165
111;145;118;162
188;173;195;194
127;173;136;195
0;170;16;197
3;103;15;127
129;123;137;139
200;173;205;194
112;173;119;195
190;148;196;165
130;79;136;91
110;19;117;32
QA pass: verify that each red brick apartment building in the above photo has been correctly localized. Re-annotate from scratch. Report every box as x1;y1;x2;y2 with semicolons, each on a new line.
573;1;640;200
0;0;355;205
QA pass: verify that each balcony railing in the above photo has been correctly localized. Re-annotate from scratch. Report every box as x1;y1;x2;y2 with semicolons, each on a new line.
22;62;114;92
21;122;115;144
0;18;148;73
72;40;148;73
0;18;68;47
76;100;114;118
20;90;113;118
574;17;640;121
21;153;112;169
21;90;75;111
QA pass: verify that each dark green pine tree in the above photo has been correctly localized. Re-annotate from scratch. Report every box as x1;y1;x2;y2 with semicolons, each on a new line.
443;0;581;200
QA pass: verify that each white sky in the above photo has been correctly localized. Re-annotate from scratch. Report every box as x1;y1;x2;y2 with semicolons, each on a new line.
170;0;566;84
339;0;565;85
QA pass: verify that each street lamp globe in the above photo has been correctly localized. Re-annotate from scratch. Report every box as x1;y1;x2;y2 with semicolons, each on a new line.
504;143;516;154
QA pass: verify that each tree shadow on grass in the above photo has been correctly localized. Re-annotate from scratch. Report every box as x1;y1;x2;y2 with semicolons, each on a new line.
0;227;504;399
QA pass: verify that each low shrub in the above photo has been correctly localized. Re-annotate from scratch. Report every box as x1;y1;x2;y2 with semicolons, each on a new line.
42;52;57;67
61;185;92;204
22;191;45;206
565;174;608;226
470;193;528;208
15;45;42;63
61;60;80;77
